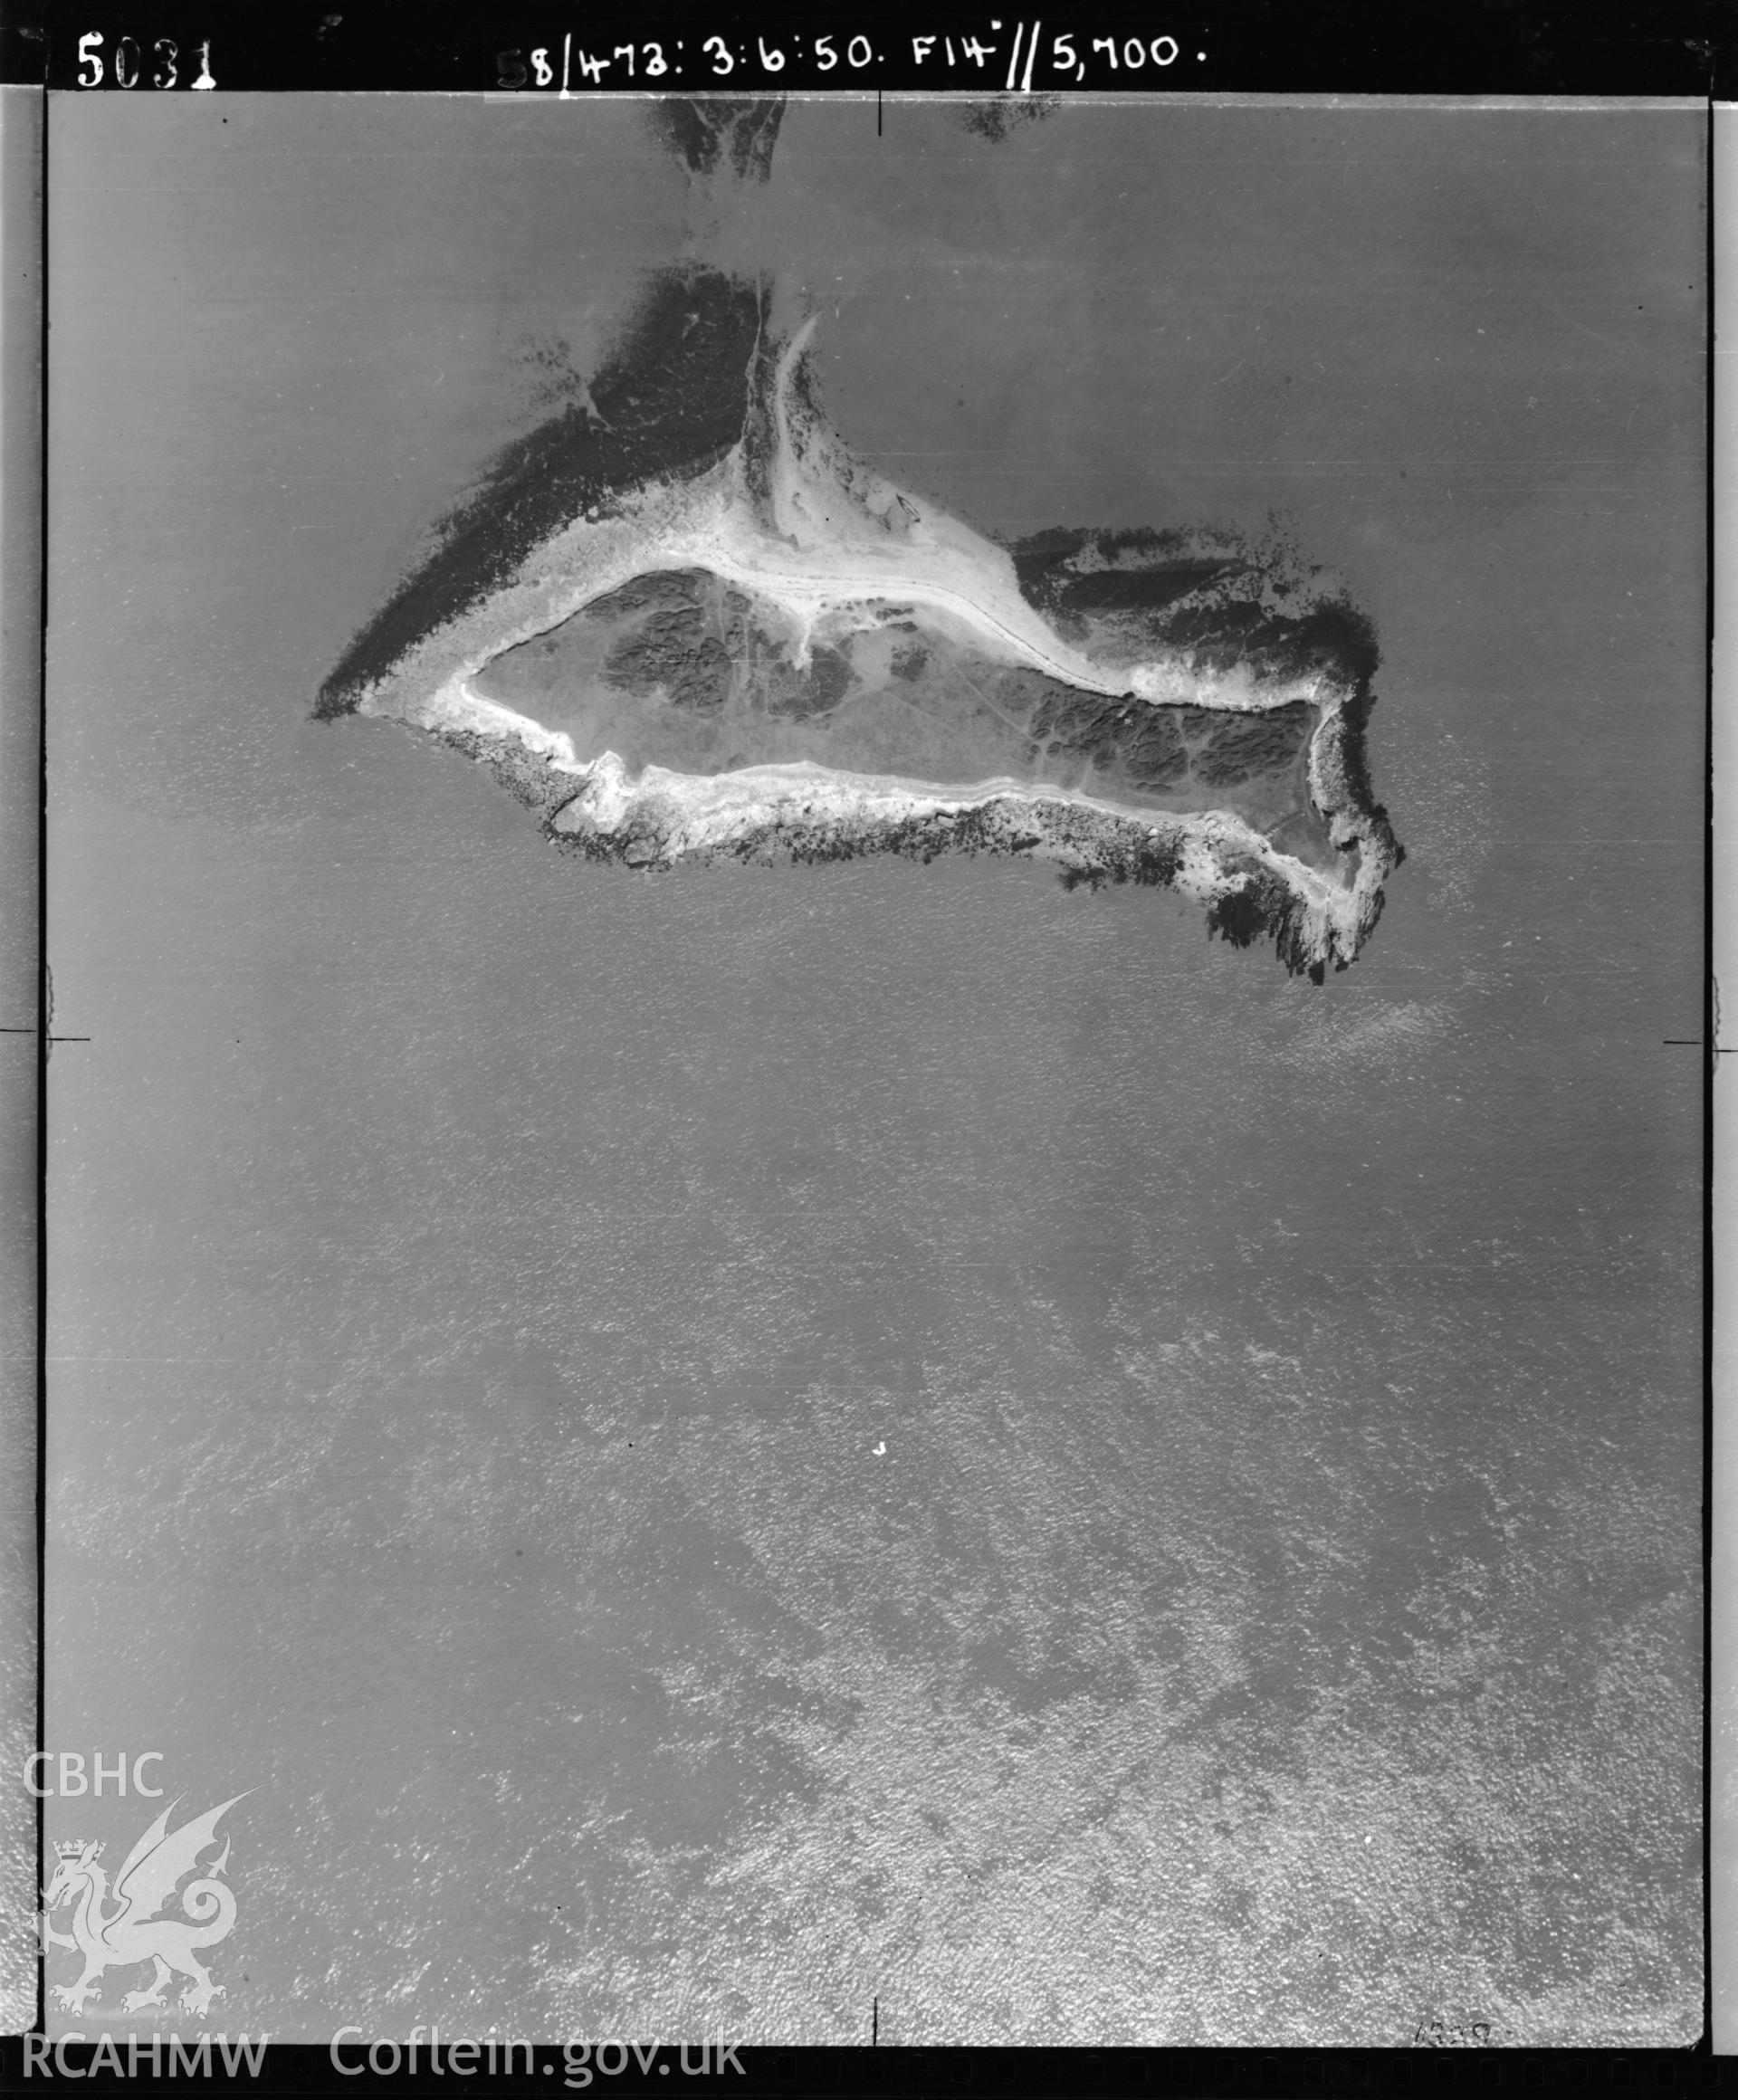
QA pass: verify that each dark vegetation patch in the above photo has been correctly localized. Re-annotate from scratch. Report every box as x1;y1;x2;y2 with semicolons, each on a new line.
1007;525;1381;698
512;332;598;418
764;644;855;720
1162;594;1380;689
1008;528;1092;637
1009;525;1085;601
647;99;786;179
1012;673;1321;804
1020;677;1189;790
602;600;738;712
1010;525;1193;616
1094;526;1196;563
1122;709;1191;788
1336;685;1386;817
1056;559;1236;615
1332;688;1403;871
574;570;857;722
1055;836;1184;894
1207;875;1281;950
1205;863;1331;978
890;643;930;682
582;569;713;622
953;96;1059;144
1189;702;1313;788
316;268;765;717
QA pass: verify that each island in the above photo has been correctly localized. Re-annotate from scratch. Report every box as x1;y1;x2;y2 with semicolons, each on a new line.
317;265;1401;979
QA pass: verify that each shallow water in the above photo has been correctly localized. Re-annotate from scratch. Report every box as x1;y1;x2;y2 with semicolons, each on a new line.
44;95;1703;2043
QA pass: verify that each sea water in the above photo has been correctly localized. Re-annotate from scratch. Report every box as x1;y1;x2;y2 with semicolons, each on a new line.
44;95;1703;2042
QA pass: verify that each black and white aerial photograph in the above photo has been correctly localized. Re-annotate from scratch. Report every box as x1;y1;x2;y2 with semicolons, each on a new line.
21;57;1707;2065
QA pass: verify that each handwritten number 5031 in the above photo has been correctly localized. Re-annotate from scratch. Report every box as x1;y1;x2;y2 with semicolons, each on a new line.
77;33;216;88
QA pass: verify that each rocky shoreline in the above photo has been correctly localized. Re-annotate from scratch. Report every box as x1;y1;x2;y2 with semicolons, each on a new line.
319;267;1401;978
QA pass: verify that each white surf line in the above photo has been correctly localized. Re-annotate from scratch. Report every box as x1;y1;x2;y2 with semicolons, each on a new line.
456;464;1327;722
415;473;1364;939
371;305;1329;730
439;672;1366;939
754;313;1318;711
419;498;1325;730
432;680;587;770
352;307;1386;967
553;749;1366;944
691;549;1144;701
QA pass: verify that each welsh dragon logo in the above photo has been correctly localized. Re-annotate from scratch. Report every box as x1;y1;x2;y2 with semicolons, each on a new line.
39;1794;248;2018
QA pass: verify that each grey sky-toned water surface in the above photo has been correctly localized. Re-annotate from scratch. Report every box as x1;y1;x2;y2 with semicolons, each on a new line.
44;95;1702;2044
